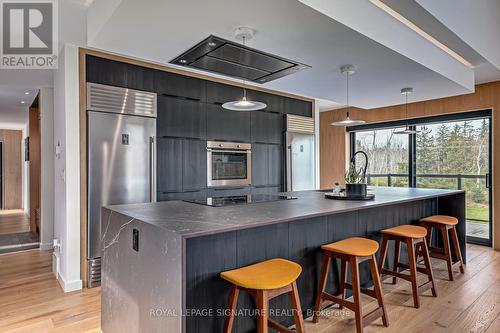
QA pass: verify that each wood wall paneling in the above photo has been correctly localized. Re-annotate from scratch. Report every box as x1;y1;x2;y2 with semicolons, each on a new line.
0;129;23;210
319;81;500;249
29;106;41;232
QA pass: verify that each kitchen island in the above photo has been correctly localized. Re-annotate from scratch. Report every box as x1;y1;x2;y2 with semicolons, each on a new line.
100;187;465;333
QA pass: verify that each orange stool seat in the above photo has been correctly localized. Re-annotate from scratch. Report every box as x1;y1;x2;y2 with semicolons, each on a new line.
420;215;458;226
321;237;379;257
220;258;302;290
221;258;305;333
382;225;427;239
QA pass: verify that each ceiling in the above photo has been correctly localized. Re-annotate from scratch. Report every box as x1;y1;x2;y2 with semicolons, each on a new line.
0;88;37;129
87;0;500;110
1;0;500;117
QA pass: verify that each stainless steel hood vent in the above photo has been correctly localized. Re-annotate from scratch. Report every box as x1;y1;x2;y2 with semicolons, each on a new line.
171;35;310;83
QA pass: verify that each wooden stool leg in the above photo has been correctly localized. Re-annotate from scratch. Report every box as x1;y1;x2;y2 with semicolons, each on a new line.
425;225;433;248
370;254;389;327
378;236;389;275
406;238;420;309
223;285;240;333
350;256;363;333
338;259;347;309
256;290;268;333
392;240;400;285
313;253;331;323
421;238;437;297
441;226;454;281
451;226;465;274
290;281;305;333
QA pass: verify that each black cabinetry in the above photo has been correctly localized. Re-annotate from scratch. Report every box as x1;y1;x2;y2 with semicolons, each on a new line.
154;71;206;101
157;137;207;195
157;137;183;193
182;139;207;191
157;96;206;139
86;56;155;92
250;111;283;144
206;104;251;142
251;143;283;187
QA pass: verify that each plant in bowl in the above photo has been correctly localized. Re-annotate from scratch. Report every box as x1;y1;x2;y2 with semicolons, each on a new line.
344;151;368;197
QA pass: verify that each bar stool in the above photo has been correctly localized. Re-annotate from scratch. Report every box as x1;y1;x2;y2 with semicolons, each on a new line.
420;215;464;281
378;225;437;309
313;237;389;333
220;258;305;333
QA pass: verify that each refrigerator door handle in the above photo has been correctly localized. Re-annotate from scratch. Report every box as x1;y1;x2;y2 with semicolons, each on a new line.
150;136;157;202
287;144;293;191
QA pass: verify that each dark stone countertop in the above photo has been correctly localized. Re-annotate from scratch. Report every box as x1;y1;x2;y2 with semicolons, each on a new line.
104;187;463;238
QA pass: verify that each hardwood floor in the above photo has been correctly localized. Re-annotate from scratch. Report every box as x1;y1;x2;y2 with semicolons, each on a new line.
0;210;30;235
0;250;100;333
0;244;498;333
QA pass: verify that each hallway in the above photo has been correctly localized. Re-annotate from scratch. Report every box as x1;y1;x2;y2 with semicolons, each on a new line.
0;211;38;254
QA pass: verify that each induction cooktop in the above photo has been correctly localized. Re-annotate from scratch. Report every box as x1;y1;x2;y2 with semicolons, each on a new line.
184;194;297;207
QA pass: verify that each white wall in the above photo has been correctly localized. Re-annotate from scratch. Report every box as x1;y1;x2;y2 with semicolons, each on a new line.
53;44;82;292
39;88;55;250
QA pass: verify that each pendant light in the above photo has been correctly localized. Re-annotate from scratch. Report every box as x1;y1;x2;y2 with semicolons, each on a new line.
222;27;267;111
331;65;366;127
394;87;419;135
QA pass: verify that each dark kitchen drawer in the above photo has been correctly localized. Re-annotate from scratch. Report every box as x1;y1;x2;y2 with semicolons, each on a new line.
157;96;206;139
250;186;282;195
157;190;207;202
207;186;251;198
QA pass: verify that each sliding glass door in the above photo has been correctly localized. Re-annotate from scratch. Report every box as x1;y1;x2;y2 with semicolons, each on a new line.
350;111;492;246
415;119;491;245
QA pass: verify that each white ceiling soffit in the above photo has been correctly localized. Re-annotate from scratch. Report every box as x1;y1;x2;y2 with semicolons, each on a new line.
87;0;123;43
0;87;36;128
88;0;474;109
298;0;474;92
416;0;500;71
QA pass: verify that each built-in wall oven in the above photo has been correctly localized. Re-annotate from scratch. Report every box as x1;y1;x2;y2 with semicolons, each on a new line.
207;141;252;187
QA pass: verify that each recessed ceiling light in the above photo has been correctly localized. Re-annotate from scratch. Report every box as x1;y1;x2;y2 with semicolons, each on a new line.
179;59;187;64
208;42;216;47
24;91;30;95
20;101;26;104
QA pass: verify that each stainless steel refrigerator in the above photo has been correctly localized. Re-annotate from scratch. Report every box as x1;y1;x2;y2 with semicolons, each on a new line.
286;114;315;191
87;83;157;287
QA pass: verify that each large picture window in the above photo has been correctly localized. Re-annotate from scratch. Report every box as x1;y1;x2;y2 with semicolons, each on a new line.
350;111;492;246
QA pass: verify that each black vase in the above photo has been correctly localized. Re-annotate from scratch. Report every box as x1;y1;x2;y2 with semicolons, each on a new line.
346;183;367;197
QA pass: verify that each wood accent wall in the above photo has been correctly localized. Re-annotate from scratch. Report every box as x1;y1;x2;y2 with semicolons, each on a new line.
0;129;23;209
29;106;41;231
320;80;500;248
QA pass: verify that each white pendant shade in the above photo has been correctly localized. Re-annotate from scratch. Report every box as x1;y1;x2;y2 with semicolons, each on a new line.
330;65;365;127
394;87;418;135
331;114;366;127
394;126;419;135
222;96;267;111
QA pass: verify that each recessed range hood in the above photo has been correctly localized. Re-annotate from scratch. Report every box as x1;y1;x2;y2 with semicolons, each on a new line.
170;35;310;83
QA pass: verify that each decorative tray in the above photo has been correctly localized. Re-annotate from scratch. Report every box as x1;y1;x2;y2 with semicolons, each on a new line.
324;192;375;201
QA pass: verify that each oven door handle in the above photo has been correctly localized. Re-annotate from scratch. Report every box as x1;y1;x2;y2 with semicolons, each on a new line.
207;149;251;154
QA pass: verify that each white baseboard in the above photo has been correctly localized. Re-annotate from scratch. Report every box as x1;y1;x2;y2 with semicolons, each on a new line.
39;242;53;251
57;272;83;292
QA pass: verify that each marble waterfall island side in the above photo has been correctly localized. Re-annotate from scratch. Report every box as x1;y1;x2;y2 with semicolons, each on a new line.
101;187;465;333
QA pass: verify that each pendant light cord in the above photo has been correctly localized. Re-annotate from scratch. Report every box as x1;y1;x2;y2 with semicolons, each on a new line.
346;70;350;118
242;36;247;99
